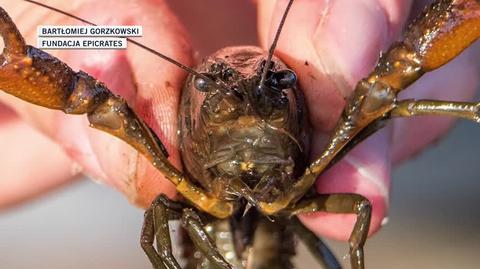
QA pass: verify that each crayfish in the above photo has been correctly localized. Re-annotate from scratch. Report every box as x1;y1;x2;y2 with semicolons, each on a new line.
0;0;479;268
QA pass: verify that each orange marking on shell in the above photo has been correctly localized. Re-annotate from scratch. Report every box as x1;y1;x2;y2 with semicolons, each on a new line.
412;0;480;71
423;17;480;70
21;56;32;66
0;57;69;109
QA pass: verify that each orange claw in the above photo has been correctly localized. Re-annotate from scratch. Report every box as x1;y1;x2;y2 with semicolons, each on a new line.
405;0;480;71
0;5;235;219
0;5;25;57
0;7;80;111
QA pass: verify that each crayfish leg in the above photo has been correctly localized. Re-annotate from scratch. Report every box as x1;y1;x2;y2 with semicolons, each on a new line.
0;7;175;178
404;0;480;72
0;7;76;110
390;99;480;122
290;218;341;269
142;194;235;269
288;194;372;269
141;195;183;269
259;0;480;215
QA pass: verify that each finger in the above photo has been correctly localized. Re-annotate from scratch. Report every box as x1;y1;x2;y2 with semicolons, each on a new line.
118;0;191;207
258;0;413;240
258;0;412;131
0;104;80;209
166;0;258;58
0;0;191;207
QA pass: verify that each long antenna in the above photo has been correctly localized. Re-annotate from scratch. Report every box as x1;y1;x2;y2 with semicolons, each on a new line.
259;0;294;88
23;0;227;91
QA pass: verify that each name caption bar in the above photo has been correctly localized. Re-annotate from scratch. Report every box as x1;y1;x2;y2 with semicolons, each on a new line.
37;37;127;49
38;25;142;37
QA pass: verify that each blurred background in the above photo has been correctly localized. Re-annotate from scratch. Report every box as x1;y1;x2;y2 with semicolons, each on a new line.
1;0;480;268
2;120;480;269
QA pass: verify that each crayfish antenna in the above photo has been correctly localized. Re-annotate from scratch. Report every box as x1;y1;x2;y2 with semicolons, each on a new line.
22;0;229;92
259;0;294;88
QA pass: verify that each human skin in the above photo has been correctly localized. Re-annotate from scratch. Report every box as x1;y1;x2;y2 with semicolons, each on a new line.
0;0;478;241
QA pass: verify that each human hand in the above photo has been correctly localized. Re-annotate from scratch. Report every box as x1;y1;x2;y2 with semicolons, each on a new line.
0;0;478;243
0;0;188;208
257;0;479;239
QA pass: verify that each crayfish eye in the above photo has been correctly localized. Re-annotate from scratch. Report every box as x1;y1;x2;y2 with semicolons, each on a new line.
260;59;275;72
269;69;297;90
223;68;235;80
194;76;210;92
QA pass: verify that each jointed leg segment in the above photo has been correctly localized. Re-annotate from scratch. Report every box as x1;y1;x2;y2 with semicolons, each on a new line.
0;6;233;219
141;195;183;269
258;0;480;216
391;99;480;122
181;209;233;269
141;195;233;269
290;218;341;269
290;194;372;269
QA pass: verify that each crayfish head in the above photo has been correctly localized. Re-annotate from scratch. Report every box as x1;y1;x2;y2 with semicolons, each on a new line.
179;46;311;205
